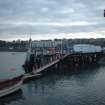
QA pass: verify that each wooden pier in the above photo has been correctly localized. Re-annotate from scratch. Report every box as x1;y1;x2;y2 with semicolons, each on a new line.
23;51;104;82
23;54;68;82
23;43;104;82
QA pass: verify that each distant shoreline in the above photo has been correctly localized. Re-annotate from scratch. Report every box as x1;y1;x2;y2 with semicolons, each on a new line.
0;49;27;52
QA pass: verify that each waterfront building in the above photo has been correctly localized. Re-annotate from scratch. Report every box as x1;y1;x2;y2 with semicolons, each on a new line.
73;44;102;53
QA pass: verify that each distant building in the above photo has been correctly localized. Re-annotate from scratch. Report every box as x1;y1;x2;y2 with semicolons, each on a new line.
31;40;63;55
73;44;102;53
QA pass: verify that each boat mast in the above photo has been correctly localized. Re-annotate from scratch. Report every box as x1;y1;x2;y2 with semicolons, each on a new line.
28;33;32;52
25;34;32;62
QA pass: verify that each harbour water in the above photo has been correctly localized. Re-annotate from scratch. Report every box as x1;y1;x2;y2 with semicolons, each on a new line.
1;52;105;105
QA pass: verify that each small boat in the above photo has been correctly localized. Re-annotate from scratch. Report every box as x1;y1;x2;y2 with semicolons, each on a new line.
0;75;23;98
0;52;25;97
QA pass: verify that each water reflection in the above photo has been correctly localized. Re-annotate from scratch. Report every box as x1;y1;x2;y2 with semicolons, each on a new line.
0;89;24;105
1;65;105;105
23;65;101;95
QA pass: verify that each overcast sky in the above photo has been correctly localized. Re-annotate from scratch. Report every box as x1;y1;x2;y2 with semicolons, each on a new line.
0;0;105;40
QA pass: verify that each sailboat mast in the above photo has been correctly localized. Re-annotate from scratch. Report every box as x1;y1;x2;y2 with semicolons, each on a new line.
25;34;32;62
28;33;32;52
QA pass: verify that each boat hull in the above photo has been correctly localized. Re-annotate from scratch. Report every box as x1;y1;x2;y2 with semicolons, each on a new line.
0;80;23;98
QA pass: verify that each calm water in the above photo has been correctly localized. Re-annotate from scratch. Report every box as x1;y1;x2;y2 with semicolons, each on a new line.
1;52;105;105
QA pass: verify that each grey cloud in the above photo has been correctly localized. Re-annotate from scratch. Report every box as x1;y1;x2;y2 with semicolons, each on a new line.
0;0;105;40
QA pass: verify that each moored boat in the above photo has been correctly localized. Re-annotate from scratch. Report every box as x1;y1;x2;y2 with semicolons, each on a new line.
0;75;23;98
0;52;25;97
